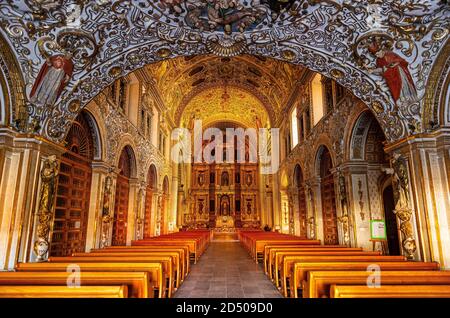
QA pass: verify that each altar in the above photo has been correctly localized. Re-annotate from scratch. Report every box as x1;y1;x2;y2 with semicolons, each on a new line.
215;215;235;231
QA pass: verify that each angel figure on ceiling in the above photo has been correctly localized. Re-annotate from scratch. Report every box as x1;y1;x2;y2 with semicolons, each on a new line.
368;41;418;107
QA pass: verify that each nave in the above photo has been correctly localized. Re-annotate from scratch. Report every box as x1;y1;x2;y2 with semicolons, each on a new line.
174;242;281;299
0;1;449;300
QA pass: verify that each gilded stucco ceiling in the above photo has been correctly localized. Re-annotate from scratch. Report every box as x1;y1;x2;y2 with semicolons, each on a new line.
179;86;270;129
144;54;305;125
0;1;448;142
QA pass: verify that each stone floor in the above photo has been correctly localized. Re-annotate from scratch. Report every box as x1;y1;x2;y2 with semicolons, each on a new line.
174;242;283;298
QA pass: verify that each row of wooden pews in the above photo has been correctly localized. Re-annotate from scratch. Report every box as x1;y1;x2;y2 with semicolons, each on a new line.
241;230;450;298
0;230;211;298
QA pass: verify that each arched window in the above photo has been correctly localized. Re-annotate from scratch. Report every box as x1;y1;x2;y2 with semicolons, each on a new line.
312;73;324;126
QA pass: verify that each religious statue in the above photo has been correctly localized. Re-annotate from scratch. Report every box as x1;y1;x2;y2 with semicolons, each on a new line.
198;173;205;186
220;196;230;216
391;154;410;211
337;173;350;246
34;155;59;261
102;176;112;216
30;52;74;107
391;153;417;259
221;171;229;186
198;200;204;215
246;173;252;186
100;176;113;248
246;200;252;215
368;41;418;106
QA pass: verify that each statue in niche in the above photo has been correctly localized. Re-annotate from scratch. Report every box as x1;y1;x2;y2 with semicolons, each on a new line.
246;200;252;215
30;52;74;107
246;173;252;186
198;173;204;186
34;155;59;261
392;154;409;211
221;171;229;186
198;200;204;215
220;195;230;216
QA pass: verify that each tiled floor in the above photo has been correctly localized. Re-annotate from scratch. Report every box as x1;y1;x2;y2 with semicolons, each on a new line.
174;242;283;298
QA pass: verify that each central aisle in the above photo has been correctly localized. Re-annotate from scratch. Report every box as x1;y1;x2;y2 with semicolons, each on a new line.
174;242;282;298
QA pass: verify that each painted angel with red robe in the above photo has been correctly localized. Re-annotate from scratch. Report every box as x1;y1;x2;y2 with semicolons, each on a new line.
369;42;418;106
30;53;74;107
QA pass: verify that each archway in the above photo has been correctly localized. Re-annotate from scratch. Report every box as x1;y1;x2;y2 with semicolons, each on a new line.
294;164;307;238
317;146;338;245
144;164;158;238
382;184;401;256
50;111;96;256
112;145;136;246
2;2;446;143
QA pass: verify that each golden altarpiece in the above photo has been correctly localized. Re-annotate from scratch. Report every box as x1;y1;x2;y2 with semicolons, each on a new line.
185;130;260;232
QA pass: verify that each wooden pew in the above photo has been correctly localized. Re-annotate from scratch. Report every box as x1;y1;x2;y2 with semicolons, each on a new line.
0;285;128;298
280;255;404;296
263;245;361;274
132;240;200;264
303;270;450;298
330;284;450;298
253;240;321;263
90;246;190;276
291;261;440;298
48;255;176;298
0;271;150;298
71;251;184;289
267;247;368;279
16;262;167;298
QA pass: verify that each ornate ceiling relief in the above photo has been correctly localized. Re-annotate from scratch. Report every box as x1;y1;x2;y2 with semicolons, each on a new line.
0;1;448;142
179;86;270;128
144;54;304;125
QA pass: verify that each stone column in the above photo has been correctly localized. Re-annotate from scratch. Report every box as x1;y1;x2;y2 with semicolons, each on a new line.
0;129;66;267
307;178;323;242
170;172;178;233
125;177;139;245
85;162;112;251
134;181;146;241
289;187;301;236
385;129;450;266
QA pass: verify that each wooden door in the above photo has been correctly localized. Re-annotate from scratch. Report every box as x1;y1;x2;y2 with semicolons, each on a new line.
143;187;153;238
51;113;93;256
321;175;338;245
298;185;307;237
319;148;338;245
112;148;132;246
112;174;129;246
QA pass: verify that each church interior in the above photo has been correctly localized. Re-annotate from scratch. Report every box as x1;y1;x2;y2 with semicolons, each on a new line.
0;0;449;299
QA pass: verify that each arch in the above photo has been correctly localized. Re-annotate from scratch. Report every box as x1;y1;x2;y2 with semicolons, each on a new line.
83;102;108;161
348;110;387;161
50;111;96;256
314;141;336;178
317;146;339;245
422;39;450;129
2;2;447;143
0;32;26;127
114;141;138;179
